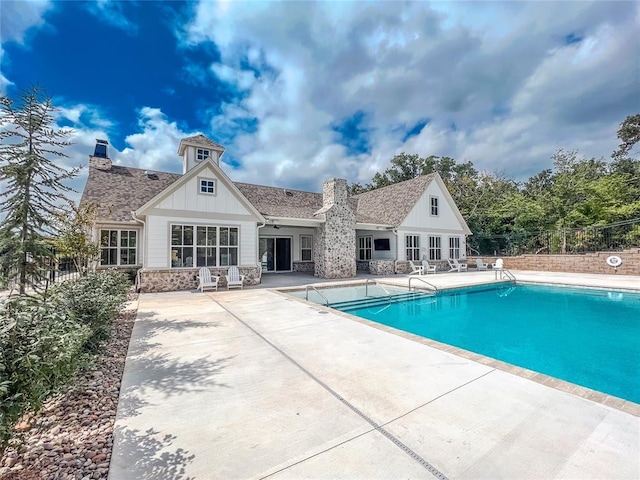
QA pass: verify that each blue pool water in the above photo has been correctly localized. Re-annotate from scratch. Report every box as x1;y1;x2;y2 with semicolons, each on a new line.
335;284;640;403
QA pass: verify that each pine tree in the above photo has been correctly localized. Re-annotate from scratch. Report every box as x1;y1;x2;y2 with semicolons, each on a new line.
0;86;78;294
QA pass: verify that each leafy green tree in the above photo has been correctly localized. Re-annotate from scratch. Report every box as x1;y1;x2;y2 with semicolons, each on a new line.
52;201;101;276
612;114;640;159
0;86;78;294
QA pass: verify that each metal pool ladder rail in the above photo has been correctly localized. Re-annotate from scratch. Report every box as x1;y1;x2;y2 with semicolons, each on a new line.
495;268;516;282
364;278;392;298
305;285;329;306
408;277;439;293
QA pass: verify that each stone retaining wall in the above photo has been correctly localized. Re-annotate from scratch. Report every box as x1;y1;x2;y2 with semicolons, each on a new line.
369;260;396;275
138;266;262;293
394;260;449;274
467;249;640;275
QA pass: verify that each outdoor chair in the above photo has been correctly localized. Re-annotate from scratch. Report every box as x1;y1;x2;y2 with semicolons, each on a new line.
198;267;219;292
422;260;437;274
447;258;468;273
476;259;489;271
492;258;504;279
226;266;245;289
408;260;424;275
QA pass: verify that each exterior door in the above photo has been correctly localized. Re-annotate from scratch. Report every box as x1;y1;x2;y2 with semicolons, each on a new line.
259;237;292;272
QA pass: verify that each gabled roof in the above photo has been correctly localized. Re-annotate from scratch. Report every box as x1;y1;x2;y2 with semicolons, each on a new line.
81;162;465;231
134;158;265;222
177;135;225;155
353;174;437;226
80;164;180;222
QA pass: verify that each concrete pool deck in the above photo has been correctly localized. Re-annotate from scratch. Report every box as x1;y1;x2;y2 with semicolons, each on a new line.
110;271;640;479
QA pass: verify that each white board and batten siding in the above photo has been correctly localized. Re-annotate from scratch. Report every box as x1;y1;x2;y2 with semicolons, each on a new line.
143;167;259;268
398;180;467;261
155;167;250;215
146;215;257;268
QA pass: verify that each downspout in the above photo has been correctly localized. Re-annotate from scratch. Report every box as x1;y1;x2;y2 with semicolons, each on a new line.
392;228;399;274
131;211;146;292
256;222;266;283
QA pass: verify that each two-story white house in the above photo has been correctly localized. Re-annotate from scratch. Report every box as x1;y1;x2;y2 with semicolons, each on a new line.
80;135;471;292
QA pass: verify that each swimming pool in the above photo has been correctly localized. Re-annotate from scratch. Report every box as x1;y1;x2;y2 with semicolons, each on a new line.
293;283;640;404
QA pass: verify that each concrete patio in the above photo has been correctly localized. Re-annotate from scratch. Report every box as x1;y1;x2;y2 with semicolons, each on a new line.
110;271;640;479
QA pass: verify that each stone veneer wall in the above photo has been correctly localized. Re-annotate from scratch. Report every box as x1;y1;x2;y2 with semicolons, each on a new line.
139;266;262;293
467;249;640;275
395;260;448;274
314;178;357;279
293;261;314;272
369;260;396;275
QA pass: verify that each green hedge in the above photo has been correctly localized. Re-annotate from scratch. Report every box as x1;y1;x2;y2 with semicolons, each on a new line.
0;270;130;454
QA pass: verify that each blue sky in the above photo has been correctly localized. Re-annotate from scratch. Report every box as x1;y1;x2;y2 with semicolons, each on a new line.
1;0;638;202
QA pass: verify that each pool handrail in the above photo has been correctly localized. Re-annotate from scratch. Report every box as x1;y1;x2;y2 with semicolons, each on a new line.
408;277;438;293
495;268;516;282
364;278;391;298
305;285;329;306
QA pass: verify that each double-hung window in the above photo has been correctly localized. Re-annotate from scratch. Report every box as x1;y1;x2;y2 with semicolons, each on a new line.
100;230;137;266
449;237;461;259
429;236;442;260
358;236;372;261
300;235;313;261
405;235;420;261
430;196;439;216
171;225;239;267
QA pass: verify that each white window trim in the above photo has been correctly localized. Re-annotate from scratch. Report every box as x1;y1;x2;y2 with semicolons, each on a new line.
405;234;420;261
449;236;461;259
430;196;439;216
358;235;373;261
429;235;442;261
99;229;138;266
170;224;240;268
300;234;313;262
196;148;211;161
198;177;217;196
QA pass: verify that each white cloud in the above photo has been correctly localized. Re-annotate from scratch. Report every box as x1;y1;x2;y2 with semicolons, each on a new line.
175;0;639;191
116;107;194;172
0;0;53;92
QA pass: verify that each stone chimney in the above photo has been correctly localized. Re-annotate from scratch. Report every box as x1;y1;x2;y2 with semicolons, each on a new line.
314;178;356;278
89;139;112;170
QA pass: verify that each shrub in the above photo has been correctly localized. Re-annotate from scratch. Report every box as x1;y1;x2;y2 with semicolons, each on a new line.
0;294;90;453
54;269;131;351
0;269;131;454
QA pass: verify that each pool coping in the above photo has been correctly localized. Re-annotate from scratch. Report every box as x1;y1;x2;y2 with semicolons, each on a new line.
275;279;640;417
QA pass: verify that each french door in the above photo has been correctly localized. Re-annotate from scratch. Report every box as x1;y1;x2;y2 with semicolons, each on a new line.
259;237;292;272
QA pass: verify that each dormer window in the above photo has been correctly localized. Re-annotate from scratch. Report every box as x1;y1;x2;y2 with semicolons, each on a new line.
197;148;211;161
199;178;216;195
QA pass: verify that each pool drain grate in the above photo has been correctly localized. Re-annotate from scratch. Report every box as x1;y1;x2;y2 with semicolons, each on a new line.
218;300;449;480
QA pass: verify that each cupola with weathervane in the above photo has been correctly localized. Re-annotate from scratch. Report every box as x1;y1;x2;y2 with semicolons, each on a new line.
177;134;226;174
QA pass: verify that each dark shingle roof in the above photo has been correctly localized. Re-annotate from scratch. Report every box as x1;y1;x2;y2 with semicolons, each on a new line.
180;134;225;151
81;162;435;226
234;182;323;219
352;174;436;225
80;165;181;222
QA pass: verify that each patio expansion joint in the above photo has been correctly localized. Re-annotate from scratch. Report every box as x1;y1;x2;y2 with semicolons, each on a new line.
212;296;450;480
379;368;496;429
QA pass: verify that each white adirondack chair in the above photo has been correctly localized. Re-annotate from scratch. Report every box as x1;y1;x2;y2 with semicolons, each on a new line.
422;260;437;274
198;267;219;292
226;266;245;289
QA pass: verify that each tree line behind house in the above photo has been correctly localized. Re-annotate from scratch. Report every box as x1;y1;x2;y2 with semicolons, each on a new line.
350;115;640;254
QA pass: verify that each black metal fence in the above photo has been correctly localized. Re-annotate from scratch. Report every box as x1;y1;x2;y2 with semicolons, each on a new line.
468;218;640;256
1;257;79;293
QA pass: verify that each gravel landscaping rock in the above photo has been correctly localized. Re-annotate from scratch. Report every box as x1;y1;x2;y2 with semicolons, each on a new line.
0;298;137;480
